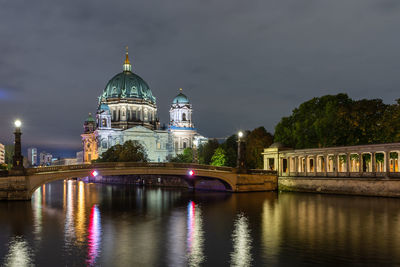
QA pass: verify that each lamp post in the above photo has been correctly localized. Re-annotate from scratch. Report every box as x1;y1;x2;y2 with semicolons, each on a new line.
237;131;245;169
12;120;24;171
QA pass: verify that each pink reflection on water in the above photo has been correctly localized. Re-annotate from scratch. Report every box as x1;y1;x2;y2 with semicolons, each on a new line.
186;201;204;266
87;205;101;266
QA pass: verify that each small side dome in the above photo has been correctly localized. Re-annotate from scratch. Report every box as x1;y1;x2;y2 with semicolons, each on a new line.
269;142;284;148
172;88;190;104
85;113;96;123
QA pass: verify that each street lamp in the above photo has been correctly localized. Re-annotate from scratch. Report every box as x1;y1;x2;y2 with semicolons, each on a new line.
14;120;22;128
237;131;245;169
12;119;24;171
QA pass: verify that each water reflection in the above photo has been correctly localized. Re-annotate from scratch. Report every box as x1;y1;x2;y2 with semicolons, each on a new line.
231;214;252;267
186;201;205;266
32;186;43;241
167;210;186;266
2;181;400;266
64;180;75;244
87;205;101;266
75;181;86;244
2;236;33;267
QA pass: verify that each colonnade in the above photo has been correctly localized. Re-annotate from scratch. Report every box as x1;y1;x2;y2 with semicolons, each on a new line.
263;143;400;178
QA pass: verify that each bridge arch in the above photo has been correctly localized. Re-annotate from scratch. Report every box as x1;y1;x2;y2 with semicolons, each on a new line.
26;163;238;199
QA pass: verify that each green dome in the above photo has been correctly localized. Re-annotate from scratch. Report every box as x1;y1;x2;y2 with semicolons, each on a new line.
173;93;189;104
85;113;96;123
101;71;156;104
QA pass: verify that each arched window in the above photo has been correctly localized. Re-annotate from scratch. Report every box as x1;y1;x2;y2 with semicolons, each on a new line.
183;142;187;149
112;110;116;121
182;113;187;121
102;141;107;149
102;119;107;127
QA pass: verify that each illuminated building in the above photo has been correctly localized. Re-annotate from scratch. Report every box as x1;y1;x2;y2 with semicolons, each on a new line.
39;151;52;166
169;89;207;154
81;48;207;163
0;143;4;164
27;147;37;166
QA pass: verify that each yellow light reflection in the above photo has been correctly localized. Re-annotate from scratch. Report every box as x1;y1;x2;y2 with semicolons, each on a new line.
75;181;86;244
64;180;75;242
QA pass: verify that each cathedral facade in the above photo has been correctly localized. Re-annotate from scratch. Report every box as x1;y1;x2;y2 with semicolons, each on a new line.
81;49;206;163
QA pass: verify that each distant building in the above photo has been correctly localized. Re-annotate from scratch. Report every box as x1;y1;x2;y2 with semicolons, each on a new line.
0;143;5;164
52;158;78;166
27;147;38;166
76;151;84;164
39;152;53;166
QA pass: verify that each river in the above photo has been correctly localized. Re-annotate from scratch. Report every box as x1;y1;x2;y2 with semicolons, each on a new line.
0;180;399;266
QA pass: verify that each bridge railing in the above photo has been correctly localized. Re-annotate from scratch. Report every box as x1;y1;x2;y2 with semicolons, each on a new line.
24;162;276;176
25;162;235;174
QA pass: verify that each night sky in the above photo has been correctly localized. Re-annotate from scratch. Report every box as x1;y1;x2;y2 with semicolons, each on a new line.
1;0;400;157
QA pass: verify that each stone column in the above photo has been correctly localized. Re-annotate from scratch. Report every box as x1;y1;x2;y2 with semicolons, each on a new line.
346;153;350;176
333;154;338;177
358;153;363;175
324;155;328;177
385;151;390;176
295;156;298;176
313;155;317;176
287;157;291;176
371;152;376;176
304;156;308;176
397;152;400;173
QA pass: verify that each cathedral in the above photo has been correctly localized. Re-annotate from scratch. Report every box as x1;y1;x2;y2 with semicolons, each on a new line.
81;49;207;163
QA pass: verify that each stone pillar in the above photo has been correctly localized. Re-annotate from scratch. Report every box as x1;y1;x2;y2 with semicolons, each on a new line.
346;153;350;176
313;155;317;176
324;155;328;177
295;156;298;176
385;151;390;176
287;157;291;176
304;156;308;176
371;152;376;175
397;152;400;173
358;153;363;175
333;154;338;177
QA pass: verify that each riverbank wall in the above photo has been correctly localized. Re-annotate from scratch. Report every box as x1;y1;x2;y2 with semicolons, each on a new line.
279;177;400;197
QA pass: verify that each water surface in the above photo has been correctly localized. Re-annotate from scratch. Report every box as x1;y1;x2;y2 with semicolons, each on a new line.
1;180;400;266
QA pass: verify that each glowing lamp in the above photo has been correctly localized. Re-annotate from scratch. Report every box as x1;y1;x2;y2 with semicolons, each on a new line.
91;170;98;177
14;120;22;128
238;131;243;138
188;170;195;176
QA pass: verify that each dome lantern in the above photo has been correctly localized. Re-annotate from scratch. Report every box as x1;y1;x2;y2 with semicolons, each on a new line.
123;46;132;72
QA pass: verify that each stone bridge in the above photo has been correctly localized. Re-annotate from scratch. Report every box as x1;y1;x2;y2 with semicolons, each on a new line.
0;162;277;200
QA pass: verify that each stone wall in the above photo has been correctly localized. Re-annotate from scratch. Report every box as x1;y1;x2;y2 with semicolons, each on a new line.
279;177;400;197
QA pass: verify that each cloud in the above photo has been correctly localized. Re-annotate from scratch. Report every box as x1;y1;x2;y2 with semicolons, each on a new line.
0;0;400;154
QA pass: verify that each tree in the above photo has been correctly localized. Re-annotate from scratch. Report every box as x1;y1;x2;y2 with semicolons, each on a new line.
245;127;273;169
211;147;227;166
170;148;193;163
221;134;238;167
96;140;148;162
4;145;14;164
274;94;394;149
198;139;220;165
